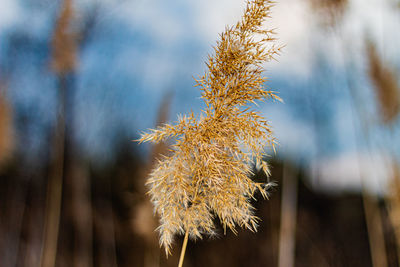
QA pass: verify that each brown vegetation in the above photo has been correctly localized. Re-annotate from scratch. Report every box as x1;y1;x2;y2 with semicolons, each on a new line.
366;40;400;124
51;0;77;75
0;86;14;169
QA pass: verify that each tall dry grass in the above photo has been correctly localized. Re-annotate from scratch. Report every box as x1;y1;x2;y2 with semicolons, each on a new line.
388;161;400;254
366;39;400;266
51;0;77;75
0;86;14;169
308;0;348;27
41;1;78;266
366;39;400;125
133;93;173;267
139;0;282;262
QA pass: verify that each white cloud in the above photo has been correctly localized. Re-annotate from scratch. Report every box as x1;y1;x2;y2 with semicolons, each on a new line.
190;0;245;42
343;0;400;64
116;0;187;45
91;0;399;80
0;0;20;31
261;105;316;160
310;151;392;195
267;0;314;78
191;0;315;78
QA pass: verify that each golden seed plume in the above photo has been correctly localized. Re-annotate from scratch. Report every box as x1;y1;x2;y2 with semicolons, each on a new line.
139;0;282;255
366;39;400;124
51;0;77;74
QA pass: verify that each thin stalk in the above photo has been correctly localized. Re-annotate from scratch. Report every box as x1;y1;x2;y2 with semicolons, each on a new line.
345;56;388;267
362;192;388;267
40;76;67;267
178;231;189;267
278;163;298;267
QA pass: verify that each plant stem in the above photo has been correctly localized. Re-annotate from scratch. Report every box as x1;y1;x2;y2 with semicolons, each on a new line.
178;231;189;267
278;163;298;267
41;75;67;267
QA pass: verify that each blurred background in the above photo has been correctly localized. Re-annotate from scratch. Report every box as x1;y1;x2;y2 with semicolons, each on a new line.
0;0;400;266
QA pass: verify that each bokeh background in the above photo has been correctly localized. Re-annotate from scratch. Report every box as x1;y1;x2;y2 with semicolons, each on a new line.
1;0;400;266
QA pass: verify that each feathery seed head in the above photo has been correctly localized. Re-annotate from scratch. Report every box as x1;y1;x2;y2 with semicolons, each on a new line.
51;0;77;74
139;0;282;255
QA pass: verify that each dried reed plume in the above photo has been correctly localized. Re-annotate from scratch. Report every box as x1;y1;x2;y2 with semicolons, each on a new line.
309;0;347;27
139;0;282;255
51;0;77;74
0;87;14;168
366;40;400;124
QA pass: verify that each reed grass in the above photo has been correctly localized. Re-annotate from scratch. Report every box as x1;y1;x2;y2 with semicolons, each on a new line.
51;0;77;74
0;86;14;169
309;0;347;27
366;39;400;125
387;161;400;257
41;1;77;266
134;93;173;267
139;0;282;258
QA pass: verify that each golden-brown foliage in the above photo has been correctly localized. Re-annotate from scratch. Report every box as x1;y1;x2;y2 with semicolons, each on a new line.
0;87;14;169
51;0;77;74
139;0;282;255
366;40;400;124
